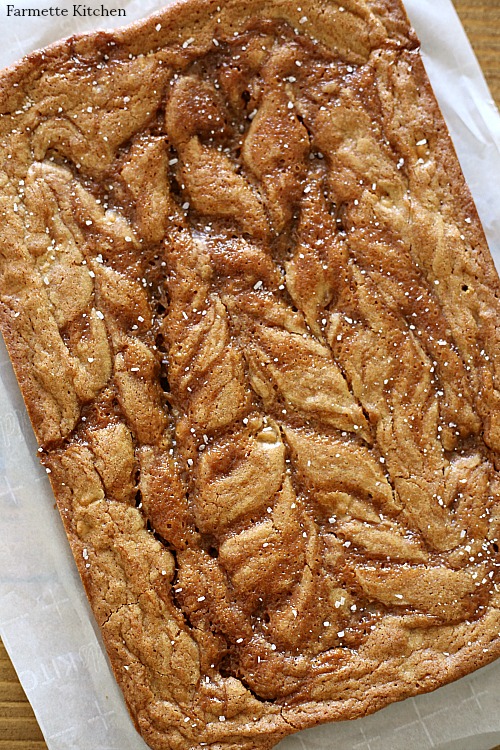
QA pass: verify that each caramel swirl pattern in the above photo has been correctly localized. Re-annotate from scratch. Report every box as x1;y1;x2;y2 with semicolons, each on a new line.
1;2;500;748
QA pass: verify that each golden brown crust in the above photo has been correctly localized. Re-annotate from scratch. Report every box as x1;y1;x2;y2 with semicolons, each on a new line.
1;1;500;748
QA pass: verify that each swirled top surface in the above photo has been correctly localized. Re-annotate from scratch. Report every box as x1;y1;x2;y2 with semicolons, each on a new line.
1;1;500;748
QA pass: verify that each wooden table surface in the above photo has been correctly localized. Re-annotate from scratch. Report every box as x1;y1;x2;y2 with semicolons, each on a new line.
1;2;499;749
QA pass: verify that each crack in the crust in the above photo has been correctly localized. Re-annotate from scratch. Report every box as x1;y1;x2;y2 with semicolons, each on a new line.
101;599;140;629
278;708;299;729
235;675;271;706
214;291;273;422
169;546;197;634
102;602;186;682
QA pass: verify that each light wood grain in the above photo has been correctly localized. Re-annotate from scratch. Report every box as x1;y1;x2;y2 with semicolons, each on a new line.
0;641;47;750
453;0;500;107
1;2;499;748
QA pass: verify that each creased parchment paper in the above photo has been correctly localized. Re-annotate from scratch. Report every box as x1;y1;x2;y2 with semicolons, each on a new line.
0;1;499;748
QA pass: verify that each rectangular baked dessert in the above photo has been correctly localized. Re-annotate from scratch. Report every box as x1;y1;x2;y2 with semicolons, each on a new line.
1;1;500;748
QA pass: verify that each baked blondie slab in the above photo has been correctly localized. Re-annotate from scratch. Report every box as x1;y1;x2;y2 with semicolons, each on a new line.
1;1;500;748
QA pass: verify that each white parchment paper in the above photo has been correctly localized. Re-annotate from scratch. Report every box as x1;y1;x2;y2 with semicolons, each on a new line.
0;1;499;748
